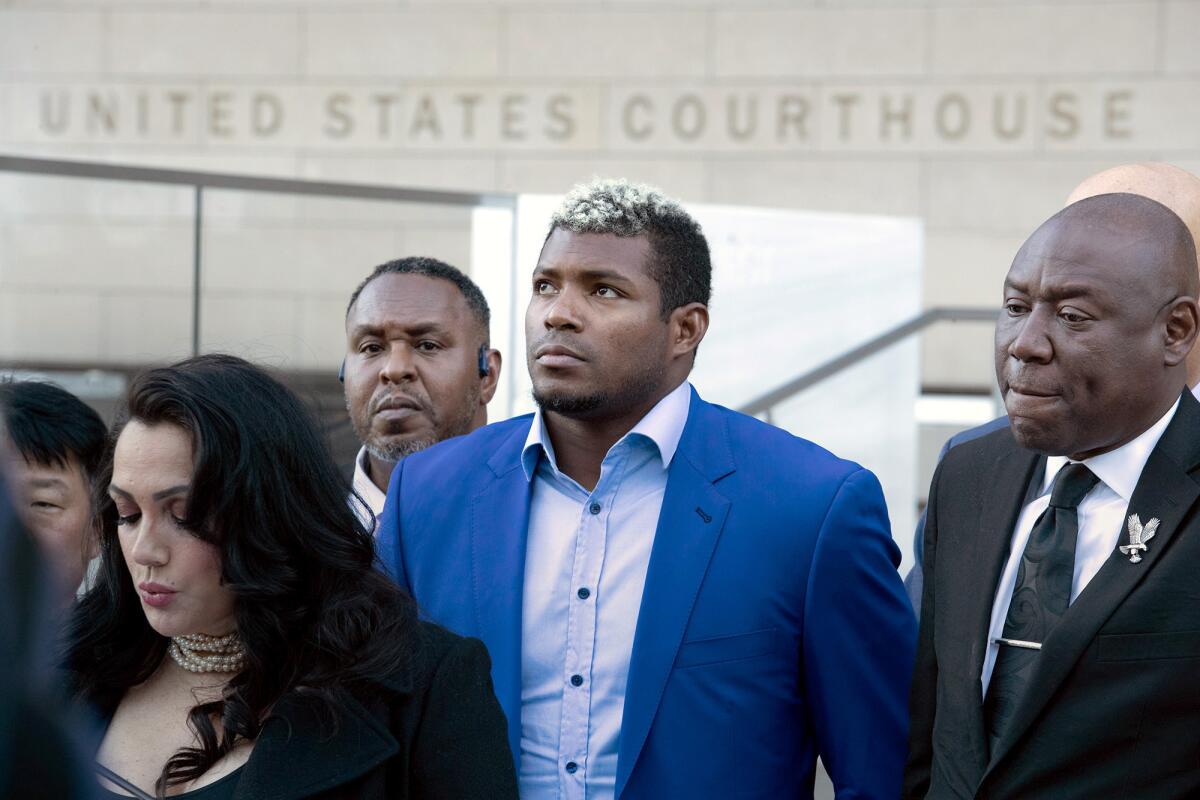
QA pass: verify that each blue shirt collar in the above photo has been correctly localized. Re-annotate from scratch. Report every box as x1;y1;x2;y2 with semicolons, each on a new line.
520;380;693;483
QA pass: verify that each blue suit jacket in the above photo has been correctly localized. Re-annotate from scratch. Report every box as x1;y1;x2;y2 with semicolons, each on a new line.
378;389;917;799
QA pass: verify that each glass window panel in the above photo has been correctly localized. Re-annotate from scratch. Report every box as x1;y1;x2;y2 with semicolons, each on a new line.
198;189;478;373
0;173;195;368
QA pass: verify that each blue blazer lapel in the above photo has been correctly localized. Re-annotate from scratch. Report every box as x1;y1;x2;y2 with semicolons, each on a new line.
471;422;534;760
615;392;735;797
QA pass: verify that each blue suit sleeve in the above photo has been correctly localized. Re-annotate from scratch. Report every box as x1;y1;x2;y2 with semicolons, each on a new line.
804;468;918;799
375;456;411;593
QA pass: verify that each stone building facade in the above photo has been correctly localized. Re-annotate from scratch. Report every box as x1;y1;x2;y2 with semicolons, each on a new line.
2;0;1198;389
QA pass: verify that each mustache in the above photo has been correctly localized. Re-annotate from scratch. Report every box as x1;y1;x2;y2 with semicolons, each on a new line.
530;334;593;360
1003;369;1061;397
369;391;430;415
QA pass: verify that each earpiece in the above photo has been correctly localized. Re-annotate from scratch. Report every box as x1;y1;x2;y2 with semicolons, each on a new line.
338;358;346;384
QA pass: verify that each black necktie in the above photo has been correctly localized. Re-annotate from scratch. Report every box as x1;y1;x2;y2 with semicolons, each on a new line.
984;462;1100;753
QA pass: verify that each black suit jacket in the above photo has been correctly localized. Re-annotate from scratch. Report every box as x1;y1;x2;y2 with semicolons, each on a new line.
1;468;99;799
905;391;1200;800
230;622;517;800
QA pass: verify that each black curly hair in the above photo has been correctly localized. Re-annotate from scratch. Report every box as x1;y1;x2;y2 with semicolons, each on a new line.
62;354;418;798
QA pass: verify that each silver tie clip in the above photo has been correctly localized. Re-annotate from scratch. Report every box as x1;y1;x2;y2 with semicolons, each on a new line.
994;637;1042;651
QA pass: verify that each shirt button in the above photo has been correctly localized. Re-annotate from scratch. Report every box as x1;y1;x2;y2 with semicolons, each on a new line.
565;762;578;774
589;502;601;515
570;674;583;687
577;587;591;600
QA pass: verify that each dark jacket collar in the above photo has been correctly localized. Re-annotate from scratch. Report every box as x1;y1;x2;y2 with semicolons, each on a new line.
981;389;1200;783
234;682;404;800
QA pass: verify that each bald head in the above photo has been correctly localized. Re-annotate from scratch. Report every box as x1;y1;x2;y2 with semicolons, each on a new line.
1067;165;1200;382
1067;163;1200;266
996;192;1200;459
1039;193;1199;300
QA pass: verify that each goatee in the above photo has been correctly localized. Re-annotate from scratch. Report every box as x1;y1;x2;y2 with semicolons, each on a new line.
532;389;608;417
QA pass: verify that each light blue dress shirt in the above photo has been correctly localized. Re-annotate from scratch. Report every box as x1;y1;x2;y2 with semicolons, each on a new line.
518;380;691;800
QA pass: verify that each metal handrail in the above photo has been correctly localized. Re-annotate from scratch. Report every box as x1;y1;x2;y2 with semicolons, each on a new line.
738;306;997;418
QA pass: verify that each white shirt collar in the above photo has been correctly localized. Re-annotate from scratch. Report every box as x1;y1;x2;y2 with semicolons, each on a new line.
1042;394;1182;502
351;445;389;524
521;380;693;482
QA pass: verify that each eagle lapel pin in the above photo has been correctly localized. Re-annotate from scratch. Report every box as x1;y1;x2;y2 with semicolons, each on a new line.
1121;514;1159;564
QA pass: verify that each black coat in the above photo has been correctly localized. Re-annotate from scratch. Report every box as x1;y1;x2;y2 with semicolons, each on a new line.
230;622;517;799
1;468;100;799
905;390;1200;800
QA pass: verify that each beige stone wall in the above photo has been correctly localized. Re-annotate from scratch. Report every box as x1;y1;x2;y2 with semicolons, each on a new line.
1;0;1198;388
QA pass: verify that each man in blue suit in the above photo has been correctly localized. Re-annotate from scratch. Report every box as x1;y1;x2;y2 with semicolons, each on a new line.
378;179;916;799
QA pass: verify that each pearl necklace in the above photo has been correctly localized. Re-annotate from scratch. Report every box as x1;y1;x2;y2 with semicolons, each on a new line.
168;631;245;674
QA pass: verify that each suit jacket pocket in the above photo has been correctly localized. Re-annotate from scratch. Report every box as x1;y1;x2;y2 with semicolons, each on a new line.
1097;630;1200;661
675;627;778;669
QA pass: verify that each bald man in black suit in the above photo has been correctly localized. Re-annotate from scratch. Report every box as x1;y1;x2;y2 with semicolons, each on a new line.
905;194;1200;799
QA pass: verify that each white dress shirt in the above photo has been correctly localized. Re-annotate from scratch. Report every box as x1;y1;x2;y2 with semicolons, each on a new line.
350;445;388;535
980;394;1185;696
518;380;691;800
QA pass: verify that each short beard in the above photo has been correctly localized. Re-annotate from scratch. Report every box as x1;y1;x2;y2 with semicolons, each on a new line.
532;364;664;421
365;436;438;464
532;389;608;417
352;383;481;464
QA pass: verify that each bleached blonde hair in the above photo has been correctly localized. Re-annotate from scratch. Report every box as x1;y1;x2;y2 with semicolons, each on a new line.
548;178;712;314
550;178;694;236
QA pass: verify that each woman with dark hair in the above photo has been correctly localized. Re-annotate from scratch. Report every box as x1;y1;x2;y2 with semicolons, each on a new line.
63;354;516;799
